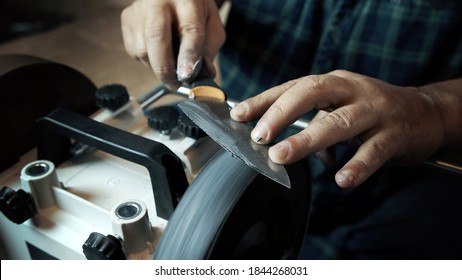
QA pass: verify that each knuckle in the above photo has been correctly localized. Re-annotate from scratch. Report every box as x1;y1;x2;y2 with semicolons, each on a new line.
377;95;394;113
326;110;355;131
329;69;350;76
153;65;174;82
368;140;391;163
268;102;287;121
272;103;285;116
295;129;315;151
180;23;204;36
300;75;328;91
144;24;167;41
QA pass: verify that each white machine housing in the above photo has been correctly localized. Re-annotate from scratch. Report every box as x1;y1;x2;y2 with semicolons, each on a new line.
0;93;220;260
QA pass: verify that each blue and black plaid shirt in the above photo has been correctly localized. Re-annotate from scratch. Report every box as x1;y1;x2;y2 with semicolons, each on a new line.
220;0;462;100
219;0;462;259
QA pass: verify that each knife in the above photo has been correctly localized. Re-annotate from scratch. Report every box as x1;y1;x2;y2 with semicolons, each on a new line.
177;66;291;188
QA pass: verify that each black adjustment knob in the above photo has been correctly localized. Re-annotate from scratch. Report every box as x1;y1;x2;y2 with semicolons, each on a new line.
178;113;206;139
82;232;126;260
95;84;130;110
145;106;179;134
0;186;37;224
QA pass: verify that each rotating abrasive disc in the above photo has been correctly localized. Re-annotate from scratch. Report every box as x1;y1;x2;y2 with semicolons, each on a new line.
154;149;311;260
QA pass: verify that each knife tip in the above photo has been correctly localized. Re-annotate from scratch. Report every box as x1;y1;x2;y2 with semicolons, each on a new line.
281;180;292;189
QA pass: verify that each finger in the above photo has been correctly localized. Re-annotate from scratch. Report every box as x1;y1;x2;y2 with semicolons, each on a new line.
311;110;337;167
335;132;397;188
175;1;207;82
230;78;302;121
144;7;179;88
120;7;134;53
252;74;355;144
201;1;226;78
311;109;329;121
121;5;149;65
268;104;374;163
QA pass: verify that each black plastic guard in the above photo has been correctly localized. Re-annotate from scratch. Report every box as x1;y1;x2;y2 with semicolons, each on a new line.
37;108;189;220
0;54;97;173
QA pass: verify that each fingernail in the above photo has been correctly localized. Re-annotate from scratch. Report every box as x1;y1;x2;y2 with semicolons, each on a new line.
177;59;201;82
335;170;354;188
230;104;246;120
177;62;193;81
251;126;268;144
269;141;290;163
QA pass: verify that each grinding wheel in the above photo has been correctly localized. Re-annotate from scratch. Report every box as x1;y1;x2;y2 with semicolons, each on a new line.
154;149;311;259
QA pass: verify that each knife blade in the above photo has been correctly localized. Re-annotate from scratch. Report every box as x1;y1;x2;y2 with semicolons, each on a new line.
178;97;291;188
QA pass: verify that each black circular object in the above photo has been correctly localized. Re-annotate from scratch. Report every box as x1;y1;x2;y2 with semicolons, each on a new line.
25;162;50;177
0;54;97;173
177;113;206;139
154;149;311;259
0;186;37;224
146;106;179;132
82;232;126;260
95;84;129;110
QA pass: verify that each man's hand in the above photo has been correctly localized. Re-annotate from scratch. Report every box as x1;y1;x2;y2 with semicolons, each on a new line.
121;0;225;89
230;70;450;188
